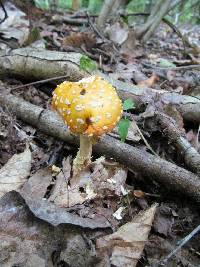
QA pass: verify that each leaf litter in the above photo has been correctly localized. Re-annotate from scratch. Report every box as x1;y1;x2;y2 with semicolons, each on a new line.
96;204;158;267
0;147;31;198
18;156;129;229
0;191;97;267
0;1;200;266
0;1;29;46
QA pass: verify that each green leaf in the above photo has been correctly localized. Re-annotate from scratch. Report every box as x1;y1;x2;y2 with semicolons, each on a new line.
123;98;135;111
122;15;129;24
159;59;176;68
118;119;130;142
80;55;97;72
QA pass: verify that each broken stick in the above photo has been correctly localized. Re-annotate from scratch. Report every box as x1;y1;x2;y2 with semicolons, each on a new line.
0;92;200;202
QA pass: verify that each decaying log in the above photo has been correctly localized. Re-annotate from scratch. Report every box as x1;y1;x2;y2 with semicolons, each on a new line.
0;48;86;81
0;48;200;124
0;92;200;202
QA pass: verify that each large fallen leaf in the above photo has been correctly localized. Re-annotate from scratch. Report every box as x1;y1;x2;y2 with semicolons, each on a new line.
0;148;31;198
19;163;111;229
20;167;52;199
0;191;94;267
23;196;110;229
50;157;127;208
96;204;158;267
0;1;29;45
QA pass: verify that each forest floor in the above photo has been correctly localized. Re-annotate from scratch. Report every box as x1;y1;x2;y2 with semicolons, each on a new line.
0;2;200;267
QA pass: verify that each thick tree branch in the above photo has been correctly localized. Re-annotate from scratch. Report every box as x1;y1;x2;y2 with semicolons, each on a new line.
0;93;200;202
97;0;116;28
0;48;200;123
156;112;200;175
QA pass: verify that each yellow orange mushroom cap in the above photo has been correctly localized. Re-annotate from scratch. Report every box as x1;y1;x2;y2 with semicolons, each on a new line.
52;76;123;136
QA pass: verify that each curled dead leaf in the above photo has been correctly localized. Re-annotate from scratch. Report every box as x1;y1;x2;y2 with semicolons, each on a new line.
137;74;158;87
0;147;31;198
96;204;158;267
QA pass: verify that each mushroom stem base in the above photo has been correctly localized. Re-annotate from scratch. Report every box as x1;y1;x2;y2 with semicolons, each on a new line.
73;135;92;174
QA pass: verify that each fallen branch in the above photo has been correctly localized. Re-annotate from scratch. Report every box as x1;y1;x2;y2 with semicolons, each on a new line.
159;224;200;266
11;75;70;91
0;48;86;81
0;48;200;124
52;14;88;26
142;62;200;71
0;92;200;202
156;112;200;175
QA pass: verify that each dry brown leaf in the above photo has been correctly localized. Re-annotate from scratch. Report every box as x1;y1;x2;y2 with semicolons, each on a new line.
153;205;175;237
19;162;110;228
133;190;146;198
0;1;29;45
120;30;144;60
105;21;129;45
0;147;31;198
20;167;53;200
62;32;96;49
96;204;158;267
120;29;137;55
137;74;158;87
0;191;96;266
49;157;86;207
52;157;127;208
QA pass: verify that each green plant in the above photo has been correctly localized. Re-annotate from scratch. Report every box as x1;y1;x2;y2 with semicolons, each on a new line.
79;55;97;72
118;98;135;142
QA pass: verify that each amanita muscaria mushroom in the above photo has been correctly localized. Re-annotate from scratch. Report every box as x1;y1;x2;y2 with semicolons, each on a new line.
52;76;123;174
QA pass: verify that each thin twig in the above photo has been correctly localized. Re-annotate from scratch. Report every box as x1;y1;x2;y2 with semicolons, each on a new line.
11;75;70;91
132;120;158;157
85;11;119;54
72;12;148;19
197;124;200;148
142;62;200;71
0;0;8;24
159;224;200;266
85;11;107;41
162;17;187;50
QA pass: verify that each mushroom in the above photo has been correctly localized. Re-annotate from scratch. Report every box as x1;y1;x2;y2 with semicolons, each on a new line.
52;76;123;174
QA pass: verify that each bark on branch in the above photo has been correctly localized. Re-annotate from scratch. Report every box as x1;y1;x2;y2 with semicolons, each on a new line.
0;93;200;202
0;48;200;123
156;112;200;176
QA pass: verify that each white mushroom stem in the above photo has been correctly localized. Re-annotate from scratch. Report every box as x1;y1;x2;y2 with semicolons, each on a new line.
73;134;92;174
